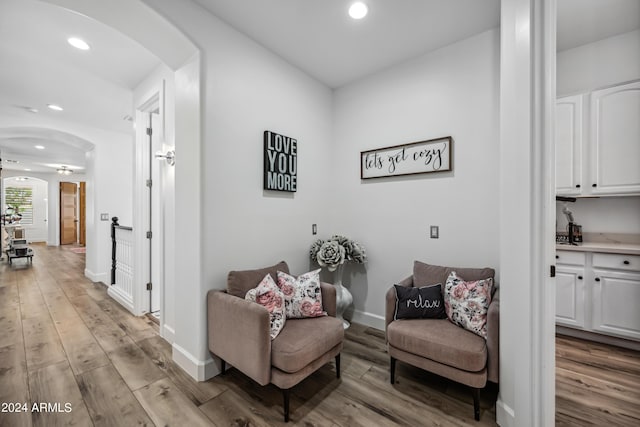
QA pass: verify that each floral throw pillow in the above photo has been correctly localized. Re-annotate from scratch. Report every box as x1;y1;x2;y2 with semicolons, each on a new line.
444;271;493;339
245;274;286;339
276;269;327;319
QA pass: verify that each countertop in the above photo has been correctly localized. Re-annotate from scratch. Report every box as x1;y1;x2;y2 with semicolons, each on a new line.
556;242;640;256
556;232;640;255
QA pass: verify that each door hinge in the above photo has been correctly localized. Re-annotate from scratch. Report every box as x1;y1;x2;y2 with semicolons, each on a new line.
146;282;152;291
146;231;152;239
146;179;152;187
550;265;556;278
146;127;152;136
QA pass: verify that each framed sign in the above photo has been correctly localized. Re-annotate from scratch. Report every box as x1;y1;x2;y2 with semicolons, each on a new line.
360;136;452;179
264;130;297;192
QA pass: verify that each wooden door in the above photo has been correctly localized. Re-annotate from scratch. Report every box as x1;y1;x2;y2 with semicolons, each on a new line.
79;182;86;246
60;182;77;245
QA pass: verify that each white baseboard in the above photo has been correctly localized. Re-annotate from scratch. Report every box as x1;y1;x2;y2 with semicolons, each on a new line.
350;309;385;331
162;324;175;344
84;269;108;284
107;285;135;315
172;343;220;381
496;398;515;427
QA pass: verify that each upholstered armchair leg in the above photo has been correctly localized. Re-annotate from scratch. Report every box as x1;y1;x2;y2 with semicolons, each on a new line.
335;354;341;379
472;387;481;421
220;359;226;375
283;388;290;422
390;357;396;384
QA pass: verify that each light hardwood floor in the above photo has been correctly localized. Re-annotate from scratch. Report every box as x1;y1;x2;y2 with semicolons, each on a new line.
555;335;640;426
0;244;637;426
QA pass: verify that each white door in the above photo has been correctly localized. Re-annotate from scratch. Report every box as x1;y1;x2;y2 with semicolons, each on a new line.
589;80;640;195
591;269;640;341
555;265;586;328
555;95;583;196
150;112;162;314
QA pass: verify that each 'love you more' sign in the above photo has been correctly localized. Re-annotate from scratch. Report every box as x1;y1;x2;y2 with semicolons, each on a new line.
264;130;297;192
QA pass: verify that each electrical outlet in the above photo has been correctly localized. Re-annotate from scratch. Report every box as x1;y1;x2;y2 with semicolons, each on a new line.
312;224;317;235
430;226;439;239
100;213;109;221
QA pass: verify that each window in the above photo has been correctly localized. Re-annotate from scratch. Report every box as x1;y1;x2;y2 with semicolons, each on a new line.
4;186;33;225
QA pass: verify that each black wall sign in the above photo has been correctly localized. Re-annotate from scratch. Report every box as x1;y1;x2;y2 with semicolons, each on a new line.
264;130;297;192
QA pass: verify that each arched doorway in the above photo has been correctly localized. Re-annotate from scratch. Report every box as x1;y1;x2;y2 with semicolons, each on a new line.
37;0;201;346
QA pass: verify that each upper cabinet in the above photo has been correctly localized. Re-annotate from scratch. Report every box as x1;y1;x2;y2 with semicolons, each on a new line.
589;81;640;195
555;95;583;196
556;80;640;197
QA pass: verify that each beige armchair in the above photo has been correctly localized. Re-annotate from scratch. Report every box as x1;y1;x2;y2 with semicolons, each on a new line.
207;261;344;422
385;261;499;421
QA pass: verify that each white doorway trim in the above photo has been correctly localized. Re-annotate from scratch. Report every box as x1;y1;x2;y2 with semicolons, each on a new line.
498;0;556;425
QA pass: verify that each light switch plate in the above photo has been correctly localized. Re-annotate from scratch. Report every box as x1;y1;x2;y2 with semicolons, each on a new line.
100;213;109;221
430;226;439;239
312;224;317;235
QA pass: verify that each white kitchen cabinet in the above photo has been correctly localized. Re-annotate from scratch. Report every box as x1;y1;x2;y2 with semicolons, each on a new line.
556;80;640;196
556;249;640;342
555;95;583;196
591;269;640;340
589;80;640;195
555;265;586;328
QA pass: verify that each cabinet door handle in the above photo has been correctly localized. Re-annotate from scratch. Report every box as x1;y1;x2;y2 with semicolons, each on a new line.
592;183;597;187
575;184;581;188
623;260;630;265
595;277;601;282
577;275;583;280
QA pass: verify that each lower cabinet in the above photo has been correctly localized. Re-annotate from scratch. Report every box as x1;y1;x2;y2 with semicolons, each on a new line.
555;266;585;328
556;250;640;342
591;269;640;340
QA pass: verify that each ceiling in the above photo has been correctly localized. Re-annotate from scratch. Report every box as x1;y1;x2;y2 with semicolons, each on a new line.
194;0;501;88
1;0;638;175
0;0;162;174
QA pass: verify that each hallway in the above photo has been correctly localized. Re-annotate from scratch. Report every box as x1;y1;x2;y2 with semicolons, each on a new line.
0;244;225;426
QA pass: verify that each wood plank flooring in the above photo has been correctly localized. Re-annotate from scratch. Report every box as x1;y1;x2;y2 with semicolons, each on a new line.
555;335;640;426
1;244;638;426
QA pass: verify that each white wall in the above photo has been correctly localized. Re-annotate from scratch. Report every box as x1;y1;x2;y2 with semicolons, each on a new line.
332;29;500;326
145;0;334;378
556;29;640;235
86;137;133;283
556;196;640;235
557;29;640;97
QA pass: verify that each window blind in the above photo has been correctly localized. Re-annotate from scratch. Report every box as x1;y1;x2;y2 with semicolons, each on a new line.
5;186;33;225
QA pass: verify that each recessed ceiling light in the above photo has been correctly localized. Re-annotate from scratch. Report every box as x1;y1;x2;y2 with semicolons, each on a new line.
24;168;31;171
68;37;90;50
349;2;368;19
34;145;45;150
47;104;64;111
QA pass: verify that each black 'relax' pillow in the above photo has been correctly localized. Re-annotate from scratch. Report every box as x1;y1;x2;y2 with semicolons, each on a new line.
394;284;446;320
